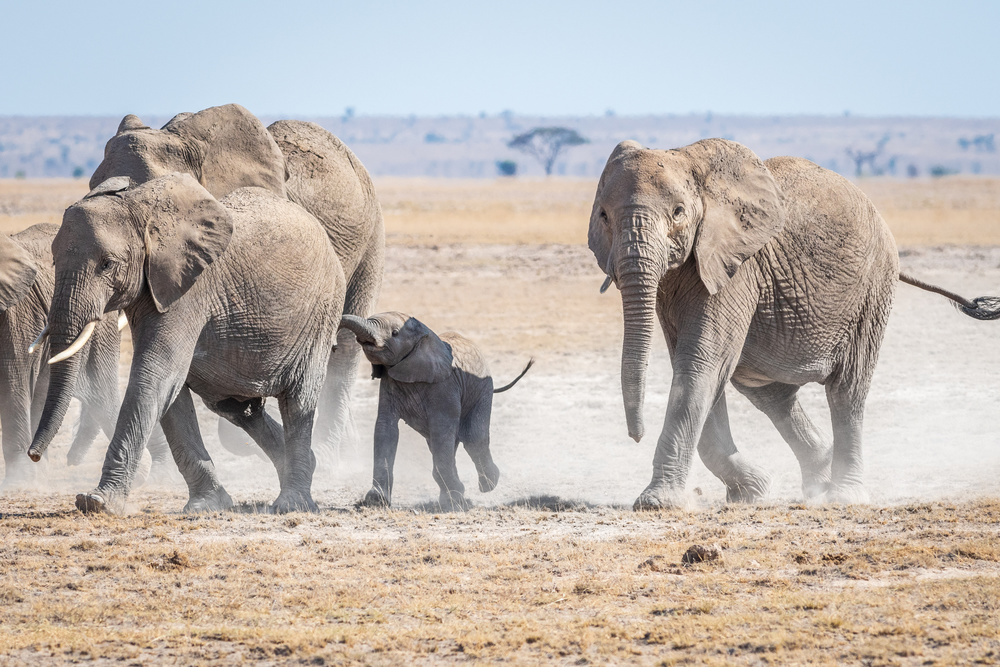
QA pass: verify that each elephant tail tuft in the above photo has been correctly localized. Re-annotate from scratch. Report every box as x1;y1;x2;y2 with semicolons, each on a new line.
494;358;535;393
899;272;1000;320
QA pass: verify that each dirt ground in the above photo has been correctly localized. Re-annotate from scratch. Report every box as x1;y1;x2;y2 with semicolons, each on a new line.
1;176;999;664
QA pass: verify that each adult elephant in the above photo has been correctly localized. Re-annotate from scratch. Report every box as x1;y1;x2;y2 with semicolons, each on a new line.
28;174;346;514
1;226;167;488
590;139;1000;509
89;104;384;454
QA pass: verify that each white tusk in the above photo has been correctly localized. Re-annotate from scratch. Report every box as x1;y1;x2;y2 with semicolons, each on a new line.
28;325;49;354
600;275;613;294
47;321;97;365
117;313;128;331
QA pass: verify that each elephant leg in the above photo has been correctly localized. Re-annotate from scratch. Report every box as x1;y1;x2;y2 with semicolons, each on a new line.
158;386;233;514
696;392;771;503
145;425;172;468
461;399;499;493
734;381;832;498
0;390;35;489
272;389;320;513
216;417;270;460
428;421;467;511
67;409;103;466
70;325;121;466
825;378;870;503
362;414;399;507
211;397;286;479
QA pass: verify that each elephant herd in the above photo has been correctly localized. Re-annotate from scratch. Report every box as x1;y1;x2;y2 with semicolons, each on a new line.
1;104;997;514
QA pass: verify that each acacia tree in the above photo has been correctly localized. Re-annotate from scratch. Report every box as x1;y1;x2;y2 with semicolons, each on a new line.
507;127;588;175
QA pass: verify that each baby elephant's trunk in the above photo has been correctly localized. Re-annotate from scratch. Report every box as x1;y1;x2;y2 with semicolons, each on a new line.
339;314;384;345
494;358;534;393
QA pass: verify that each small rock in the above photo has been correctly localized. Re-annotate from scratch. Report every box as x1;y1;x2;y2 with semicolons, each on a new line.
681;544;722;564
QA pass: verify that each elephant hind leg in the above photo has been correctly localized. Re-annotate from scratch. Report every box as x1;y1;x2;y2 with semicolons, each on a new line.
733;381;832;499
461;399;499;494
697;392;771;503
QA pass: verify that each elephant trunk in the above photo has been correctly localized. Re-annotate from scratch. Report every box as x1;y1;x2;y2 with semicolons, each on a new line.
340;314;385;346
28;332;84;461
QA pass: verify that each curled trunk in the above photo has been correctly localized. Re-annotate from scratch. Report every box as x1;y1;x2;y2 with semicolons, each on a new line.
340;314;384;345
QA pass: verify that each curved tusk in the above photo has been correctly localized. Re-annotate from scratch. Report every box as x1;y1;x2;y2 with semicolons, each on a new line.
47;321;97;365
28;325;49;354
600;275;613;294
117;312;128;331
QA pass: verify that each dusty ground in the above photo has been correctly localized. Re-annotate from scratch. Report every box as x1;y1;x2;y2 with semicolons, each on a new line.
1;176;999;664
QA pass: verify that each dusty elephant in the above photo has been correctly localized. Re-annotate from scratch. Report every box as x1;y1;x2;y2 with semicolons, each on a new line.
589;138;1000;509
1;225;167;488
340;312;533;510
28;174;346;514
90;103;384;455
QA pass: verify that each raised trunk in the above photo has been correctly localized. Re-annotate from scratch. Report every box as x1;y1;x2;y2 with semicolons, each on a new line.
28;333;83;460
340;314;384;345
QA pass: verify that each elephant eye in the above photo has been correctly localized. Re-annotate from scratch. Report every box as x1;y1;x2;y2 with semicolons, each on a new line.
391;328;400;336
599;209;609;226
672;205;685;219
98;257;116;273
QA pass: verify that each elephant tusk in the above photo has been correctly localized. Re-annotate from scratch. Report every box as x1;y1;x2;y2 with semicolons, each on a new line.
600;275;613;294
28;325;49;354
47;321;97;365
117;312;128;331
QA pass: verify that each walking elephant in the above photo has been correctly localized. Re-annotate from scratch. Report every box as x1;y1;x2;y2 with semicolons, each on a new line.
340;312;532;510
1;225;167;489
90;103;384;455
28;174;345;514
590;138;1000;509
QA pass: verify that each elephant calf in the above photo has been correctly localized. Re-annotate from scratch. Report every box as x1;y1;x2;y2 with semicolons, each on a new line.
341;312;532;510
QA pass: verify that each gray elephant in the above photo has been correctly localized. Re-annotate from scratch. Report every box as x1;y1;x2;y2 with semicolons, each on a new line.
27;174;345;514
1;225;167;488
340;312;533;510
90;104;384;455
590;138;1000;509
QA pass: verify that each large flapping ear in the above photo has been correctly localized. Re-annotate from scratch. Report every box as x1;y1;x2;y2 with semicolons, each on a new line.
126;173;233;312
165;104;287;199
679;139;785;295
588;140;644;279
387;327;454;384
0;235;38;312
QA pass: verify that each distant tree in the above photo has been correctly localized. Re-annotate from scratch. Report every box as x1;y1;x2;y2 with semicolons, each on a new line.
845;134;891;177
507;127;588;175
72;166;85;179
496;160;517;177
14;170;25;179
424;132;446;143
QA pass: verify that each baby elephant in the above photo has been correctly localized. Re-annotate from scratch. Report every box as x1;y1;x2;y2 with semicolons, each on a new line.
341;312;532;510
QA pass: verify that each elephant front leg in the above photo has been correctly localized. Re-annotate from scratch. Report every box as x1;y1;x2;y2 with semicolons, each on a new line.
0;393;36;490
696;392;771;503
635;373;723;510
825;382;870;503
361;416;399;507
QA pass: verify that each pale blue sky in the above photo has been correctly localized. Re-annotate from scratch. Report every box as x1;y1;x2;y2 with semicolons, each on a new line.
2;0;997;117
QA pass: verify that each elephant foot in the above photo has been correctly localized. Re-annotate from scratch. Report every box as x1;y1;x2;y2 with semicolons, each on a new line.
438;491;471;512
358;488;391;508
633;486;686;511
183;486;235;514
827;483;870;505
477;464;500;493
76;490;127;515
801;472;833;500
271;489;319;514
725;469;772;504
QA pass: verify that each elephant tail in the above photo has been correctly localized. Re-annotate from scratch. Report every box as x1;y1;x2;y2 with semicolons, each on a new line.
899;272;1000;320
494;358;535;393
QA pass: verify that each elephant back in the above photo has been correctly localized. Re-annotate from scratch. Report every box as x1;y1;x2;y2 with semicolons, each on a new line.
267;120;383;279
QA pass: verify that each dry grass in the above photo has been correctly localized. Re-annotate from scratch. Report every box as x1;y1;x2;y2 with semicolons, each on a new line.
1;494;998;664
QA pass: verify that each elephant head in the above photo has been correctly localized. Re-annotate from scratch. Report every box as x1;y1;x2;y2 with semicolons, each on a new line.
27;173;233;461
340;312;453;383
589;138;785;441
89;104;287;200
0;234;38;313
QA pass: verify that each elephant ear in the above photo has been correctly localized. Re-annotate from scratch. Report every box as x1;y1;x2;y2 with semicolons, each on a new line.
681;139;785;295
0;235;38;312
387;328;454;384
589;140;645;280
129;173;234;313
164;104;287;199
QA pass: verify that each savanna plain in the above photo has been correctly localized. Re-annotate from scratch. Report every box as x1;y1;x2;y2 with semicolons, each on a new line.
1;176;999;665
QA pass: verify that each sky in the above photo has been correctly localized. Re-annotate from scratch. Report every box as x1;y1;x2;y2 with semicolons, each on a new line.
1;0;998;118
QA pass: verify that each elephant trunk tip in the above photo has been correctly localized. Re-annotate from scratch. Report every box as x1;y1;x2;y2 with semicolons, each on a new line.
27;448;42;463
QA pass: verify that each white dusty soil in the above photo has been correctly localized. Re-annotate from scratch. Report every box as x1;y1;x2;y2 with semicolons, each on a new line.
9;244;1000;512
